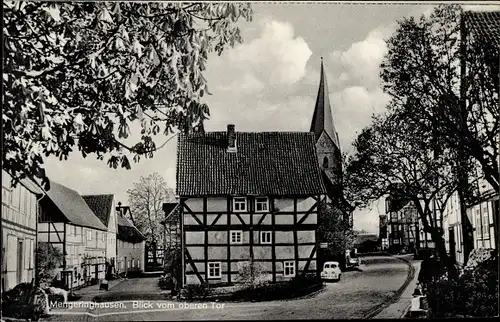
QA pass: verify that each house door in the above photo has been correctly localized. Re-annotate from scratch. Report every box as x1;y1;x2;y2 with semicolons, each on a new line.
17;240;23;284
448;227;456;264
124;257;128;274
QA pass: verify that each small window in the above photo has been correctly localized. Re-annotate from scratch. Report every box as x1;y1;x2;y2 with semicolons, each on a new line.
102;233;105;242
260;231;272;244
255;197;269;213
87;230;92;241
284;261;295;277
482;206;489;238
230;230;243;244
208;262;222;279
233;197;247;212
323;156;329;168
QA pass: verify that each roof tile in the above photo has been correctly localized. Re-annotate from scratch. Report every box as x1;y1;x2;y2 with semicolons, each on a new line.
82;194;114;227
44;180;107;231
465;11;500;47
176;131;326;196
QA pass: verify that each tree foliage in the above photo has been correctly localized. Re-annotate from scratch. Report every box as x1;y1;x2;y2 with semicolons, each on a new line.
318;200;356;256
127;172;174;248
380;4;499;193
3;1;253;188
36;242;64;288
344;110;460;277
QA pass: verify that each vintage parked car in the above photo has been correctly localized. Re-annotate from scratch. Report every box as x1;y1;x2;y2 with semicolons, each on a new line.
321;261;342;281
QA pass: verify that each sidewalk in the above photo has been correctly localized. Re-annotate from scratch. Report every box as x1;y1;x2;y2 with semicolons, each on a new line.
373;256;421;319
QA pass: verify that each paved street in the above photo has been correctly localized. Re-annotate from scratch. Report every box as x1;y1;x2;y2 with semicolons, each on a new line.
43;255;410;321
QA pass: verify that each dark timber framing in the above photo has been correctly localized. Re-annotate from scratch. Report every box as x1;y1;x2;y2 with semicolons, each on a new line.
181;196;320;286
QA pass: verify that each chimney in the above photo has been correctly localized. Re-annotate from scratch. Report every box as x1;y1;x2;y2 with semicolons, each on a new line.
227;124;237;152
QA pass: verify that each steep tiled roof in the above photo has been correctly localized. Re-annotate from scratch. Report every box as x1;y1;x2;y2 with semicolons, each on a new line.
44;180;107;231
117;215;146;243
176;131;327;197
465;11;500;47
82;194;114;227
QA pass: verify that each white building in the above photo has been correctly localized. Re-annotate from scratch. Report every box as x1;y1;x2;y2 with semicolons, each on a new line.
1;170;43;292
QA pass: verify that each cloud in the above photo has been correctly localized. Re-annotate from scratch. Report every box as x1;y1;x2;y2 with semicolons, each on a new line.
212;18;312;93
331;86;391;153
330;25;395;89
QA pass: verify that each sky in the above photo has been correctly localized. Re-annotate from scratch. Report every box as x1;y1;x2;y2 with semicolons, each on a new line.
43;2;500;234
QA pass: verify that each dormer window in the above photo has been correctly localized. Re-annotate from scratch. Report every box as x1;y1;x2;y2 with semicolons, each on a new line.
323;156;329;168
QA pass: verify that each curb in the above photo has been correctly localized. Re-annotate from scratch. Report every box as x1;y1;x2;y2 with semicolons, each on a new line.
363;255;416;319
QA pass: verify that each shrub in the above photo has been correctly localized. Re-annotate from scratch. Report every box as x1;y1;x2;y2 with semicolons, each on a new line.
427;252;498;318
36;242;64;288
179;284;212;300
2;282;49;321
237;260;267;287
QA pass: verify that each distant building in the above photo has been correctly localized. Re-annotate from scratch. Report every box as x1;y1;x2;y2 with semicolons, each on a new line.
82;194;118;276
115;204;146;276
311;59;354;225
1;170;43;293
38;180;108;289
379;214;389;250
162;202;181;252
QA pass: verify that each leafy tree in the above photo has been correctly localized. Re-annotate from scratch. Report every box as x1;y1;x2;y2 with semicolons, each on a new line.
3;1;253;188
35;242;64;288
345;111;460;278
127;172;174;263
380;4;498;193
318;200;356;260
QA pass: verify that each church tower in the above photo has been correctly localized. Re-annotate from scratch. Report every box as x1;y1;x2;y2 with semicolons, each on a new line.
310;58;342;197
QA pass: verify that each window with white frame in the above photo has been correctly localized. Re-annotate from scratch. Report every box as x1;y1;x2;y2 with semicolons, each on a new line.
283;261;295;277
208;262;222;279
260;231;272;244
87;230;92;241
233;197;247;212
102;232;105;242
230;230;243;244
255;197;269;212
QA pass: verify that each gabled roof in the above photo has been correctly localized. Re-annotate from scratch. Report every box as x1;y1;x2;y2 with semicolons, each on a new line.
44;180;107;231
465;11;500;47
163;202;180;223
117;215;146;243
176;131;327;197
82;194;114;227
310;59;340;148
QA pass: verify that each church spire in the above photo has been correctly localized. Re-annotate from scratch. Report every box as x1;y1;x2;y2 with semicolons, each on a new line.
310;59;340;148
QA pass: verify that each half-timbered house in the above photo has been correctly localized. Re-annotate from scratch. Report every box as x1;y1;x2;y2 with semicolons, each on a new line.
82;194;118;276
38;180;108;289
1;170;44;293
176;126;327;287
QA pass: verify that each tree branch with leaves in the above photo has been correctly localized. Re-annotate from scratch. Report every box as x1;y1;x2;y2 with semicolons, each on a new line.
3;1;253;189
